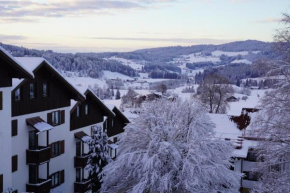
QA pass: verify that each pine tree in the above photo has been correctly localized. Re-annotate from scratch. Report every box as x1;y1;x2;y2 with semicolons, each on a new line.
85;123;112;192
115;89;121;100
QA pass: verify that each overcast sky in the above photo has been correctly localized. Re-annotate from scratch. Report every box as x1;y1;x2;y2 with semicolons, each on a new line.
0;0;288;53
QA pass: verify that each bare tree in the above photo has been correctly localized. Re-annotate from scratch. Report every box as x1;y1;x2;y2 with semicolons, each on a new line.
156;83;167;94
196;74;234;114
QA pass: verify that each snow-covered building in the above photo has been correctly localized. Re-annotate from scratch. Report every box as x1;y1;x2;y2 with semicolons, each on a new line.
0;47;129;193
209;113;260;192
0;47;34;193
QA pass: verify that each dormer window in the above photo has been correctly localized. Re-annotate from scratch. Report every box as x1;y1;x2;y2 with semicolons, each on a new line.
15;87;22;101
43;82;48;97
29;83;36;99
85;104;89;115
76;106;80;117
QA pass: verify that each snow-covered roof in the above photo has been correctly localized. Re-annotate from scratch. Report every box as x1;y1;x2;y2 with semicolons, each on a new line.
209;114;242;139
26;117;54;134
208;113;259;158
34;122;54;134
13;57;85;100
15;57;45;74
233;139;258;158
108;143;118;149
0;46;34;78
70;100;78;110
12;78;24;90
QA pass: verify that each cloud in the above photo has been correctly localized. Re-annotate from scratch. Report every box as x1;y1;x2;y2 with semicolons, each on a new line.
0;34;27;41
254;18;283;23
86;36;237;44
0;0;176;22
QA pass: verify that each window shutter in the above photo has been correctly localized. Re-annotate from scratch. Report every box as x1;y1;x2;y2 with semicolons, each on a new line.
47;113;52;125
0;174;3;193
49;143;53;158
12;155;18;172
0;91;3;110
60;140;65;154
60;170;65;184
12;120;18;137
60;110;65;124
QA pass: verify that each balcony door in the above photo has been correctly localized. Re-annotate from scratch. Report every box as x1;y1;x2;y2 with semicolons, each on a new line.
29;131;38;150
29;165;39;184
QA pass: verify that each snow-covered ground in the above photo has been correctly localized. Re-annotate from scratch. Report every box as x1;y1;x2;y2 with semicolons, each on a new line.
106;56;144;70
103;70;134;80
231;59;252;64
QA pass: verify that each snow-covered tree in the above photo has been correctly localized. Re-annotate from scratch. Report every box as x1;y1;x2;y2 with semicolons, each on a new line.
85;123;112;192
249;13;290;193
100;99;240;193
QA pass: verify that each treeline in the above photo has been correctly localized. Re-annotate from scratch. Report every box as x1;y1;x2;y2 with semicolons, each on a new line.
195;63;265;84
0;43;138;78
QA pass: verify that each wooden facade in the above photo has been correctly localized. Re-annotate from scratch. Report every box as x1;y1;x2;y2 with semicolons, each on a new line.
0;51;32;87
70;90;114;131
12;64;83;117
105;107;130;137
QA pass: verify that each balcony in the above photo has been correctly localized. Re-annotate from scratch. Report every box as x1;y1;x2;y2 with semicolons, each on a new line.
26;178;51;193
26;146;51;165
74;154;89;168
74;179;91;193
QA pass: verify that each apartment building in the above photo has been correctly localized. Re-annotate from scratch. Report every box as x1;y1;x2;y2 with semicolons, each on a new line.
0;47;129;193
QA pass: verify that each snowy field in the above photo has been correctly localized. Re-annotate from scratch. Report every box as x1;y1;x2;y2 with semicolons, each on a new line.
106;56;144;70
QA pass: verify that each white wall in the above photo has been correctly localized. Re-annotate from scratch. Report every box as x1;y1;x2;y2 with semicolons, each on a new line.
0;87;12;191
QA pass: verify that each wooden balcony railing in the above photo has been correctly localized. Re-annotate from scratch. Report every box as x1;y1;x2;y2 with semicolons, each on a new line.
74;179;91;193
74;154;89;168
26;178;51;193
26;146;51;165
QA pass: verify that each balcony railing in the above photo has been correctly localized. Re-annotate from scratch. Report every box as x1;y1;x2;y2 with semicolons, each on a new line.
74;179;91;193
26;178;51;193
74;154;89;168
26;146;51;165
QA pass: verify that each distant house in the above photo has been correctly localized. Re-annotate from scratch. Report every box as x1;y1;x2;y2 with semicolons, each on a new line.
226;96;239;102
230;108;260;130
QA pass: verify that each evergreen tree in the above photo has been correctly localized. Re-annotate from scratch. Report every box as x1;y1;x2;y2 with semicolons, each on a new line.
85;124;112;192
116;89;121;100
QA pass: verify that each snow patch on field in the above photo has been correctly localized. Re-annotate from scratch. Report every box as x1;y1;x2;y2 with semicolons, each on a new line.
108;56;144;70
103;70;134;80
231;59;252;64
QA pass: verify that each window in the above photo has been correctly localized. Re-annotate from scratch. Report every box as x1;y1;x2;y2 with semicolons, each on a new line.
12;155;18;173
50;170;64;188
15;87;21;101
112;119;114;127
12;120;18;137
29;83;36;99
43;82;48;97
29;165;38;184
48;110;65;126
0;174;3;193
85;104;89;115
0;91;2;110
76;106;80;117
76;168;81;182
50;140;65;158
52;111;60;125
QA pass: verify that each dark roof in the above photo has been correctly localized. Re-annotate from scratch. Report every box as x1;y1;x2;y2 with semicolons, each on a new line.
0;47;33;79
112;106;130;123
74;131;89;142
